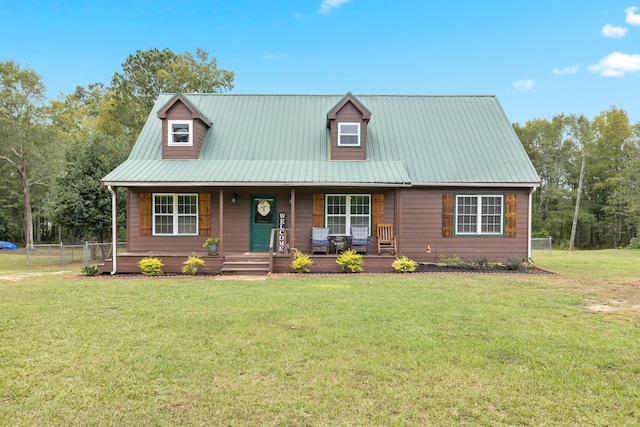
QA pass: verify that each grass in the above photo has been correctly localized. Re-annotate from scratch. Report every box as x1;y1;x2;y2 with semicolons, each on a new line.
1;250;639;425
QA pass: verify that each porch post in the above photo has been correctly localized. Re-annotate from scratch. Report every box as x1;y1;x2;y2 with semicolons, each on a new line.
218;188;224;255
107;185;117;275
290;189;296;251
219;189;224;255
395;187;400;254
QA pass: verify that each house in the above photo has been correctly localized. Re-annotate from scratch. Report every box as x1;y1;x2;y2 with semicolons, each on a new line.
101;92;540;274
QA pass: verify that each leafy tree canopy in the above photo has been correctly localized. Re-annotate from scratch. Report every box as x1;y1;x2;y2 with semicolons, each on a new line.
47;135;129;242
0;60;62;247
107;48;234;139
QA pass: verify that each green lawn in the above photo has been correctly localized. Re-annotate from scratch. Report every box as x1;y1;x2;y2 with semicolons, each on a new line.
1;250;639;426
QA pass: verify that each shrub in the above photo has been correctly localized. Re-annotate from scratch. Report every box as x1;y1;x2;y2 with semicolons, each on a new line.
627;236;640;249
437;253;465;267
181;254;205;275
336;249;364;273
290;248;313;273
464;256;490;269
81;265;98;276
392;256;417;273
138;257;164;276
503;255;526;271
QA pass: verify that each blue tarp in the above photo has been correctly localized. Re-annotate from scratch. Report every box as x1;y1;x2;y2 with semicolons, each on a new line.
0;241;18;250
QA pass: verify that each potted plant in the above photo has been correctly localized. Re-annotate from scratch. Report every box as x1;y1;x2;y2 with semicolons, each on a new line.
203;237;220;255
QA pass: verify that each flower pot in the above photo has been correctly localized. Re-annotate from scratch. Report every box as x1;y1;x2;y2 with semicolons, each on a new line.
207;244;218;255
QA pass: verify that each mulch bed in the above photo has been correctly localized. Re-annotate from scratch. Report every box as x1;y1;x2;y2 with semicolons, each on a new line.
414;263;554;275
75;264;554;278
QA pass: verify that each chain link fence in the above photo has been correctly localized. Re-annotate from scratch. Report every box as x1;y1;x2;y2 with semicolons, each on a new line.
531;237;552;256
26;242;126;267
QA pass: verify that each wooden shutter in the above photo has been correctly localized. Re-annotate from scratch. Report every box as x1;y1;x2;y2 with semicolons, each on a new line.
199;193;211;236
442;194;454;237
140;192;152;236
312;194;325;227
505;194;516;237
372;194;384;233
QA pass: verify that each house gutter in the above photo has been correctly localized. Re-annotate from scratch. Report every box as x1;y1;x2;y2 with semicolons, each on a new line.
107;186;117;275
100;181;413;188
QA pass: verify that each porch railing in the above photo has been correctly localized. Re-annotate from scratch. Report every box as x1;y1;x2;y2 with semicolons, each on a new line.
269;228;292;273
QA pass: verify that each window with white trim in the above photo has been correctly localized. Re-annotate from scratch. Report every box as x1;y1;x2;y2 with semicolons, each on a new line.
456;195;503;235
153;194;198;235
337;122;361;147
326;194;370;235
168;120;193;146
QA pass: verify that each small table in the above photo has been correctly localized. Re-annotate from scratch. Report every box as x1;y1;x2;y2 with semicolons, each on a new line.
331;236;348;254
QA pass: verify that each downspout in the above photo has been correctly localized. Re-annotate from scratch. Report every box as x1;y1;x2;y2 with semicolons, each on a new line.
108;186;117;275
528;188;534;261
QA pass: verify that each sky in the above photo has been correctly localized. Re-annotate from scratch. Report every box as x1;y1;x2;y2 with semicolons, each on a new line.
1;0;639;125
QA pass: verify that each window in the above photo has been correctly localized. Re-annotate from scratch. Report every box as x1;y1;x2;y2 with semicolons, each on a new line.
153;194;198;235
326;194;370;235
168;120;193;146
337;122;361;147
456;195;503;235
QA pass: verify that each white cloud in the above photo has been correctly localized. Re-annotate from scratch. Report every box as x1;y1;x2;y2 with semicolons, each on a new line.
318;0;350;15
263;53;289;60
589;52;640;77
513;79;534;91
553;65;580;75
601;24;627;37
625;6;640;25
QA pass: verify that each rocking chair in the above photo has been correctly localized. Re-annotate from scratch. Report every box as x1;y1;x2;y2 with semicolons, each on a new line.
377;223;397;255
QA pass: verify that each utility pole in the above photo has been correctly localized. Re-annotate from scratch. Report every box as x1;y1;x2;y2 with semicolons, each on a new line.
569;153;588;252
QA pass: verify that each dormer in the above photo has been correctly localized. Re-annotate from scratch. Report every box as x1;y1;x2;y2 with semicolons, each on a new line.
157;94;212;159
327;92;371;161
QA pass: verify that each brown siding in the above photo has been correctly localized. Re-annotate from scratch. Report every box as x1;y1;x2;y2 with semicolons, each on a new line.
329;101;367;161
398;188;531;262
125;186;530;265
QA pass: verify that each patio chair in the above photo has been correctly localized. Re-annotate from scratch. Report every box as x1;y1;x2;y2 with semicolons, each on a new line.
350;226;370;254
311;227;330;255
376;223;397;255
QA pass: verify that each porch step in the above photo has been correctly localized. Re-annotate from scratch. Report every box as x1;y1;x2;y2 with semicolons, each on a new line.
221;254;270;276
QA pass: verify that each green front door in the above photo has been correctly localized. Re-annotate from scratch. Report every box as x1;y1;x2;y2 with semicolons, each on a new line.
250;195;277;251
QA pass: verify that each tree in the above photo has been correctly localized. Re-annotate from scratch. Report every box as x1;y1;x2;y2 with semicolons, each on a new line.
0;61;61;248
49;83;107;142
47;135;129;242
106;48;234;139
608;119;640;241
586;107;634;247
514;110;640;249
514;116;579;246
0;162;23;242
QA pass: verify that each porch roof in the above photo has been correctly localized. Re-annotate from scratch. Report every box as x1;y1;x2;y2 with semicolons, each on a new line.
102;159;411;186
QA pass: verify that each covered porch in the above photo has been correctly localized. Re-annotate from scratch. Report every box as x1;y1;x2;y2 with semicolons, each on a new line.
102;187;402;275
97;252;398;275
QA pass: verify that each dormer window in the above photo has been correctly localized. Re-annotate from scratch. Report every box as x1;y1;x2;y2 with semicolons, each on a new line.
338;122;361;147
168;120;193;146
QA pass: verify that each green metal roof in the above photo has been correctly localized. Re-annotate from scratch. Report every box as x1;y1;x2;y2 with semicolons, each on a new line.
103;94;540;187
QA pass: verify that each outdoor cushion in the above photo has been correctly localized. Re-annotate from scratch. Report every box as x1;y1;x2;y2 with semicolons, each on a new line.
311;227;330;241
